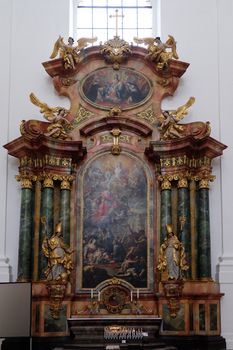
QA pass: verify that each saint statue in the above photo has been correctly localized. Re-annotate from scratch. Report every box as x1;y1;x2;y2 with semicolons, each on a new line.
157;224;189;280
42;220;73;282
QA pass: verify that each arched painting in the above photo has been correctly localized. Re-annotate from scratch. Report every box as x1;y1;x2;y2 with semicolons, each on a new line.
80;67;152;110
77;153;155;290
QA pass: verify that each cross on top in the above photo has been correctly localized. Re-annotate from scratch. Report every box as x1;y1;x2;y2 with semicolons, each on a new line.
109;9;124;37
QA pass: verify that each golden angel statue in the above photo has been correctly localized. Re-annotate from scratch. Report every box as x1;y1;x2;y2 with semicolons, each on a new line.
50;36;97;70
134;35;178;70
158;97;195;140
41;218;73;283
157;224;189;280
29;92;72;140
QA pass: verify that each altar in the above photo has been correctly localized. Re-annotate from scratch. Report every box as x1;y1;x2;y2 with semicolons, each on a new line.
65;316;163;349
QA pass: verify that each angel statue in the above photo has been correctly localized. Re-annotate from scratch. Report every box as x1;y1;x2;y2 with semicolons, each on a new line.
158;97;195;140
29;92;72;140
41;217;73;283
50;36;97;70
134;35;178;70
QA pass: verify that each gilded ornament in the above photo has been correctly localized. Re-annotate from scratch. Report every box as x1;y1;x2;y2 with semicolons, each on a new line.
100;36;132;69
177;177;188;188
134;35;178;70
43;177;54;188
60;179;71;190
29;93;72;140
161;179;172;190
198;178;210;189
111;128;121;155
20;178;33;189
157;224;189;280
158;97;195;140
136;106;156;125
50;36;97;70
73;105;94;126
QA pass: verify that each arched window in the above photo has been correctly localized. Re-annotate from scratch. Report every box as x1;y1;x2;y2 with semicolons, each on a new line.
71;0;154;44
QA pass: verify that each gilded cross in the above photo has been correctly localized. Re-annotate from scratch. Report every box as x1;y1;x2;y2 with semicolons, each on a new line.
109;9;124;37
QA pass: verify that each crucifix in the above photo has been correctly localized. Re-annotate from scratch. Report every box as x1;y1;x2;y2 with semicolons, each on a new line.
109;9;124;37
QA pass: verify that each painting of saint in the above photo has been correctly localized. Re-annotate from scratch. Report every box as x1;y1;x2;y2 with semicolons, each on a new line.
80;67;152;110
80;154;151;289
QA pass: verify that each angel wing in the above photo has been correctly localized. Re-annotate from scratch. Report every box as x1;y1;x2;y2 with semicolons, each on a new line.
165;35;179;59
133;37;156;46
29;93;68;122
76;36;98;50
173;97;195;122
50;36;64;59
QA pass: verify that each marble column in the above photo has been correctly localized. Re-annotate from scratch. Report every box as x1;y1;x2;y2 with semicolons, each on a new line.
177;177;191;278
17;178;34;281
197;178;211;279
160;179;172;242
60;179;71;245
38;177;54;279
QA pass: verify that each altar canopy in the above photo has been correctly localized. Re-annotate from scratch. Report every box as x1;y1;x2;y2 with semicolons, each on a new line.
4;32;227;349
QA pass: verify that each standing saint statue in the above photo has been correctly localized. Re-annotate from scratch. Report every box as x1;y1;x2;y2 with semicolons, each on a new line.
157;224;189;280
42;219;73;282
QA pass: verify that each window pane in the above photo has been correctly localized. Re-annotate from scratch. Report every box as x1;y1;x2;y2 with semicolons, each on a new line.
95;29;108;43
138;0;151;5
93;0;107;6
78;0;92;5
122;0;137;6
77;8;92;28
93;8;107;28
123;9;137;29
123;29;137;43
107;0;122;6
77;28;93;38
138;8;152;28
137;28;152;38
107;28;117;39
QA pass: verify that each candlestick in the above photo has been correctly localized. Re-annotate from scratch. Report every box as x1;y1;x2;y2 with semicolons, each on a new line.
137;289;139;299
130;291;133;302
98;291;101;301
91;289;93;299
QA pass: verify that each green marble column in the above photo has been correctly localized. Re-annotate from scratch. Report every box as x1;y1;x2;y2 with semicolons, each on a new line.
177;178;191;278
38;177;54;279
160;179;172;242
197;179;211;279
60;179;71;245
17;178;34;281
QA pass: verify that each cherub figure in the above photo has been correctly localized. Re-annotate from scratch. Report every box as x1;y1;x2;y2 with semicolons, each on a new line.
50;36;97;70
134;35;178;70
29;92;72;140
158;97;195;140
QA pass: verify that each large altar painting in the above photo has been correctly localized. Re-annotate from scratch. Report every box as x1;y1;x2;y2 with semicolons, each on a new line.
80;67;152;110
81;153;150;289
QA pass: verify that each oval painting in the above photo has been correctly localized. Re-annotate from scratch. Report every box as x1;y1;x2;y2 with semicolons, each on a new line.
80;67;152;110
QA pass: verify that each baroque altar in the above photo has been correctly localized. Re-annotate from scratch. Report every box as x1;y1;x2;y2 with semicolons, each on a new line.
4;32;227;349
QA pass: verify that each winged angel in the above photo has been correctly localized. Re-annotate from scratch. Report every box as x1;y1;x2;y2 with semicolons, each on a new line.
29;92;72;140
134;35;178;70
158;97;195;140
50;36;97;70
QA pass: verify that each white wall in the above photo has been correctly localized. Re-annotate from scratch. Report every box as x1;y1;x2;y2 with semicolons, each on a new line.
160;1;233;348
0;0;232;347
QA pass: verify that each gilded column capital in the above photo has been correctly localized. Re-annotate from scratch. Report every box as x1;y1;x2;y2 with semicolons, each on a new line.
191;173;215;189
161;179;172;190
198;178;210;189
43;177;54;188
177;177;188;188
16;173;37;189
60;179;71;190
